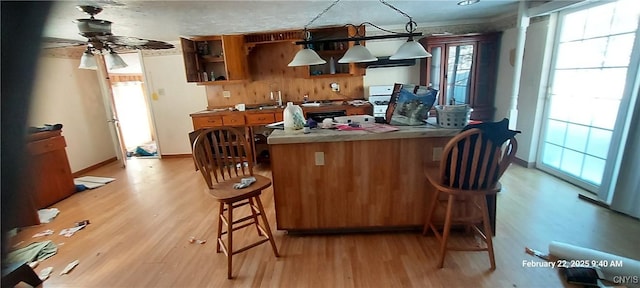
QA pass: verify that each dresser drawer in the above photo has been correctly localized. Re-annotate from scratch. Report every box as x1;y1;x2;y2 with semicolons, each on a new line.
222;114;246;126
193;116;223;129
246;113;276;125
27;135;67;155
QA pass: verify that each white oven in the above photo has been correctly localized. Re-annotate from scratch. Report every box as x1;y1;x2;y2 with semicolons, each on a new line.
368;85;394;121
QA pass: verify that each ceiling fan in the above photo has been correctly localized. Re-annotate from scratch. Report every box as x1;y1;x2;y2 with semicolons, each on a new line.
44;5;174;69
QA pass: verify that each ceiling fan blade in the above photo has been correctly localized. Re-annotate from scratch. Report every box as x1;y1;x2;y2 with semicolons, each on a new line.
41;37;86;49
100;35;174;50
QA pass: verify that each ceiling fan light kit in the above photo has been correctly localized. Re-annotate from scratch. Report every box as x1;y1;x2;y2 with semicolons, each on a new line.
71;5;174;70
79;48;97;70
289;0;430;66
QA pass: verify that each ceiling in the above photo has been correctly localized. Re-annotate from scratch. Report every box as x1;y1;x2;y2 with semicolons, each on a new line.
43;0;522;44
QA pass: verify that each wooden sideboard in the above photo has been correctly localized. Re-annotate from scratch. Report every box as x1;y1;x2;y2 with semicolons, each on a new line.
19;130;76;226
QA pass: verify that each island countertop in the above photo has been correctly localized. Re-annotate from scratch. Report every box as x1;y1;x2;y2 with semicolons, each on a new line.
267;124;460;145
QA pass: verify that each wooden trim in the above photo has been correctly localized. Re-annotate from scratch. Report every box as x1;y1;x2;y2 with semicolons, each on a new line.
72;157;118;177
160;154;192;159
513;157;535;168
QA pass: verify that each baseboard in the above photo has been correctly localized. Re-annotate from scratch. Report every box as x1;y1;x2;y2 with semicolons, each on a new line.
513;157;535;168
161;154;192;159
72;157;118;177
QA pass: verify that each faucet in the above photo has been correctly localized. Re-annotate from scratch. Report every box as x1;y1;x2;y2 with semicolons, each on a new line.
276;91;283;107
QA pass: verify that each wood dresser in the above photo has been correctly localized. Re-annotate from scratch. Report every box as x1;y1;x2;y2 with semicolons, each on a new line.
20;130;75;226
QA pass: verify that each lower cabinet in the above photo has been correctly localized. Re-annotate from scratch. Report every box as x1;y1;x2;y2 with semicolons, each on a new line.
16;130;76;227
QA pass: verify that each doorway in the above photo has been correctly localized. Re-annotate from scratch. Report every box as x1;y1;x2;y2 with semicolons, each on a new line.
107;52;160;159
537;0;639;193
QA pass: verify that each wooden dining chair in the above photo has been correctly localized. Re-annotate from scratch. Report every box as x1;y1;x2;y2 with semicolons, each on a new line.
423;128;517;270
192;127;279;279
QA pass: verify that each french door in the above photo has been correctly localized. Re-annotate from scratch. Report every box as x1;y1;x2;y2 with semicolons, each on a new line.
537;0;639;192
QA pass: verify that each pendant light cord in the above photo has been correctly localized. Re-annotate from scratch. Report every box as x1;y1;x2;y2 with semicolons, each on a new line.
304;0;341;30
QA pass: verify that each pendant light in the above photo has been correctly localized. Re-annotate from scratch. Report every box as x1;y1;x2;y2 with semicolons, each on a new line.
290;0;431;66
338;41;377;63
288;30;327;67
104;48;128;70
390;20;431;60
78;47;97;70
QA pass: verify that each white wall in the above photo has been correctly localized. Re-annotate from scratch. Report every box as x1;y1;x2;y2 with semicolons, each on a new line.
495;18;552;164
29;57;116;172
141;54;207;155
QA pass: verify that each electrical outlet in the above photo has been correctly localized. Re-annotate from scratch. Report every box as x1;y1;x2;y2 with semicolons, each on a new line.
432;147;443;161
158;88;165;96
315;152;325;166
330;82;340;92
223;91;231;98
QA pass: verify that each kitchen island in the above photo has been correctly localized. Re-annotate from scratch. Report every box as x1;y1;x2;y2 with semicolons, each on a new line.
267;125;461;232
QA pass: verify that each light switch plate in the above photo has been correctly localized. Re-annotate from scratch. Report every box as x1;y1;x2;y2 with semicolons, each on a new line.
315;152;325;166
223;91;231;98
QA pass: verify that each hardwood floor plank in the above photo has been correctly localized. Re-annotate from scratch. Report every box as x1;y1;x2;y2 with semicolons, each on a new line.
9;159;640;287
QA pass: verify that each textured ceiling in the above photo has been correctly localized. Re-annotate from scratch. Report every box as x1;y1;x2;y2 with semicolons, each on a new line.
43;0;521;44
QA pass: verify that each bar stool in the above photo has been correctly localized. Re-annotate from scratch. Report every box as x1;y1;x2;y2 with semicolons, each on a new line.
423;128;517;270
192;127;279;279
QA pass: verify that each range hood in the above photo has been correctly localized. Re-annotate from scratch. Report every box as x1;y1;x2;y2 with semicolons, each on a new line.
360;56;416;68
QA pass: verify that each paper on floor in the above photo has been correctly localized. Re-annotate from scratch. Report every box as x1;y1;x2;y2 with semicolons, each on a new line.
38;208;60;223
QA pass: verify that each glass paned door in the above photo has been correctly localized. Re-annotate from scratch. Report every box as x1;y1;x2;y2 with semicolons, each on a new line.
538;0;639;192
446;45;474;105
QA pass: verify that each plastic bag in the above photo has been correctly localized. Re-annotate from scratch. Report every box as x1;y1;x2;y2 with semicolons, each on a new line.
385;83;438;126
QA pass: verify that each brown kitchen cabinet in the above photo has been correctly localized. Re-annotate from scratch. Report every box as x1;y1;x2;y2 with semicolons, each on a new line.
180;35;250;85
26;130;76;211
419;33;501;121
305;26;366;78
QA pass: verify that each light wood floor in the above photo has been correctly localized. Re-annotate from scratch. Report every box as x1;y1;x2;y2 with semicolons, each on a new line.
10;158;640;287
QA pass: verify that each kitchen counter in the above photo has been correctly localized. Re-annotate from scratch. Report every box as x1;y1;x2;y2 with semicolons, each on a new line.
189;102;371;117
268;123;473;233
267;124;460;145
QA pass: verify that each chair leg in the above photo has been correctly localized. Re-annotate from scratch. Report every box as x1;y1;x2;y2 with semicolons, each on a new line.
479;196;496;270
254;195;279;257
248;198;263;236
227;202;234;279
423;190;440;235
216;202;224;253
438;194;455;269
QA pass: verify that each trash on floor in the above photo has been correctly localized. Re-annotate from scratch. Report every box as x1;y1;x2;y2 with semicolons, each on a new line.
73;176;115;189
59;220;89;237
37;208;60;223
59;260;79;276
6;240;58;265
39;266;53;281
32;230;54;238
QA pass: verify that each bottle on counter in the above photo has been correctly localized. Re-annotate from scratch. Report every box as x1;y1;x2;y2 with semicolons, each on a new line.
283;102;305;130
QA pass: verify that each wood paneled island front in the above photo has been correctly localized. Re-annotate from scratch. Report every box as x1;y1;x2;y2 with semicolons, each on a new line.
267;126;460;232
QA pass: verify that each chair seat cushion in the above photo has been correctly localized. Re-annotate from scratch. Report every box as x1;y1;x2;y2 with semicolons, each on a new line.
208;174;272;202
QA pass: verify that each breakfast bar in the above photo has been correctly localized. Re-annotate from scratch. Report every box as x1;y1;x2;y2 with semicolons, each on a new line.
268;125;461;232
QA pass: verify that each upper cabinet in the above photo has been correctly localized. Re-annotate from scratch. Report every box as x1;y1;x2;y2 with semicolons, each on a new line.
419;33;501;121
304;26;366;78
180;35;250;85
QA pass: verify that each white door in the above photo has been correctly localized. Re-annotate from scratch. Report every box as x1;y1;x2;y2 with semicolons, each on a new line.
537;0;639;192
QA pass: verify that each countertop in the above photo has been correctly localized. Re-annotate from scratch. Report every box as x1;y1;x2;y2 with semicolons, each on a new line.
267;122;460;145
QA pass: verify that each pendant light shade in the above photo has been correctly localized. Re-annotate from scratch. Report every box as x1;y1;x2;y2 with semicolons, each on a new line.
390;40;432;60
79;49;97;70
105;49;128;70
288;47;327;67
338;43;377;63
